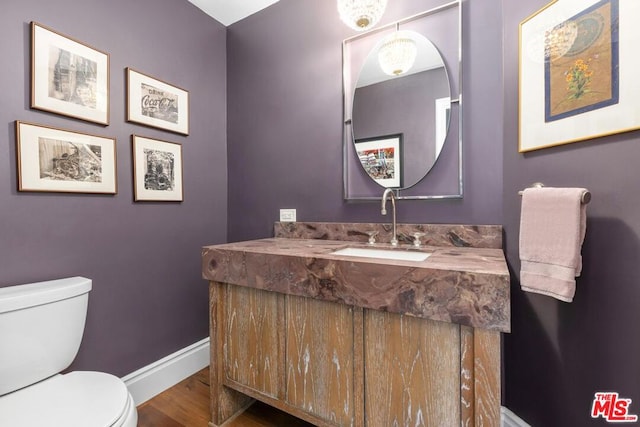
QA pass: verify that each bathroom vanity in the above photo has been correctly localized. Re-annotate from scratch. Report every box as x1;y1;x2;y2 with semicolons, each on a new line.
202;222;510;427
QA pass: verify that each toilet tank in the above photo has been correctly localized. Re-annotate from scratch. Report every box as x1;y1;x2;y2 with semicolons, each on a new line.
0;277;92;396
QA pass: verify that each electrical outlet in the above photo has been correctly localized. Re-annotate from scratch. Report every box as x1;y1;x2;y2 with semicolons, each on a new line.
279;208;296;222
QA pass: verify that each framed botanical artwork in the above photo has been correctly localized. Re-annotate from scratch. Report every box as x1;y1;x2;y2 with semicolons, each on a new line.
354;133;403;188
16;121;117;194
127;68;189;135
31;22;110;125
132;135;183;202
519;0;640;152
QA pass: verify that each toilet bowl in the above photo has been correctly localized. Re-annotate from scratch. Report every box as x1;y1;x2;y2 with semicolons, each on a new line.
0;372;137;427
0;277;138;427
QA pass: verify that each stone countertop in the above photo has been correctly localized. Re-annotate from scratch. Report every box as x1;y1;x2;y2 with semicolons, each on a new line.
202;237;510;332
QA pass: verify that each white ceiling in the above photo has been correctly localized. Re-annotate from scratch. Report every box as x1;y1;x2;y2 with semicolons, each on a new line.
186;1;444;89
187;0;280;26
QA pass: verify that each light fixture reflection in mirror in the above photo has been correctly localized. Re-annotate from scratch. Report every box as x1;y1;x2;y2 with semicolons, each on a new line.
337;0;388;31
378;31;418;76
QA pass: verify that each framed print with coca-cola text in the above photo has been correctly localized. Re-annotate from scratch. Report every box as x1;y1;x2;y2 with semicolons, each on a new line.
126;68;189;135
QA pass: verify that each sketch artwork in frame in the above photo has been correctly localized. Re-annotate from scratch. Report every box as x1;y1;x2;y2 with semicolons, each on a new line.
31;22;110;125
519;0;640;152
354;134;403;188
127;68;189;135
16;121;117;194
132;135;183;202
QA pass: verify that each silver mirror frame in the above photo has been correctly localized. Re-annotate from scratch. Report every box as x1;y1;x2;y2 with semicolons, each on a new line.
342;0;463;200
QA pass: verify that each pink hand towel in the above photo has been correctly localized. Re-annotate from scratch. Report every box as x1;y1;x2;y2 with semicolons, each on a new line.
519;187;588;302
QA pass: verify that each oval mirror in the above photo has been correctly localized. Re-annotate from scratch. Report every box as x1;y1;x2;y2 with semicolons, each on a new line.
351;30;451;189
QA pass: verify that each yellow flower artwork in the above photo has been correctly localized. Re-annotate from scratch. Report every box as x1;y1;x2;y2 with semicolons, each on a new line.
544;0;618;122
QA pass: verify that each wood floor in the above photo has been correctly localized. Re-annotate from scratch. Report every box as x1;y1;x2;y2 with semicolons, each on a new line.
137;367;314;427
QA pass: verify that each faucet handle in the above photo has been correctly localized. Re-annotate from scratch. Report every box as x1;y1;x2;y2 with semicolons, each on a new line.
366;231;379;245
412;232;426;247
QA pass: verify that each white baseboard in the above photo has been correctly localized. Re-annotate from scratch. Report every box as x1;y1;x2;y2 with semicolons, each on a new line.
501;406;531;427
121;337;210;406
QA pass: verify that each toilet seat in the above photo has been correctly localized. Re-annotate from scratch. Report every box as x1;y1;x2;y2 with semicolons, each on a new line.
0;371;137;427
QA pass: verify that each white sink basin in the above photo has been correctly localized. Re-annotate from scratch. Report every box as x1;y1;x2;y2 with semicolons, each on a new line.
331;247;431;262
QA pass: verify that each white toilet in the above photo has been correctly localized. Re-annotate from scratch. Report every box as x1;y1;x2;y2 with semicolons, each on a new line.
0;276;137;427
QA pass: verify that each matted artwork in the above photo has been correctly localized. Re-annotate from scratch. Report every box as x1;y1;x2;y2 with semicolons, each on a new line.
127;68;189;135
519;0;640;152
16;121;117;194
31;22;110;125
354;134;403;188
132;135;183;201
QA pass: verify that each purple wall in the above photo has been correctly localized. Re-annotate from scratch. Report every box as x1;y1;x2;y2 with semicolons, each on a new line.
227;0;504;242
0;0;227;376
503;1;640;425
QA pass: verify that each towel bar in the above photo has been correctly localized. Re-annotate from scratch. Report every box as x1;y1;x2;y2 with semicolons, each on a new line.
518;183;591;204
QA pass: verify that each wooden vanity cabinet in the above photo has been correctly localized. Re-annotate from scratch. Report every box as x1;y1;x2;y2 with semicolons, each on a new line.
363;310;500;425
210;283;360;426
285;294;360;425
221;284;282;399
209;281;501;427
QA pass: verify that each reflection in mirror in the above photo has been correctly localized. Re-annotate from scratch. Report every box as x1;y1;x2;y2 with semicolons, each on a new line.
355;133;403;188
352;30;451;190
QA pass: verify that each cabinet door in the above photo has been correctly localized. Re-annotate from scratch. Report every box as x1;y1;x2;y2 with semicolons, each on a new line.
224;285;283;398
285;295;355;426
364;310;461;426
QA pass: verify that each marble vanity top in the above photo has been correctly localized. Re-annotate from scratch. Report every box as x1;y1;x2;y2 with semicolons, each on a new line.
202;222;510;332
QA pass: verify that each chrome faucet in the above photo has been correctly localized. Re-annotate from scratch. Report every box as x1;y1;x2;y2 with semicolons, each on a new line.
381;188;398;246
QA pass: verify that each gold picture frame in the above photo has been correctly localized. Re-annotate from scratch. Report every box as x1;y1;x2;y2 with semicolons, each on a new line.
127;68;190;135
31;22;110;125
132;135;183;202
519;0;640;152
16;121;117;194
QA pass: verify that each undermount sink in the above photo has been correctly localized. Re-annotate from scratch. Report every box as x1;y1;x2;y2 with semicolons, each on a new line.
331;247;431;262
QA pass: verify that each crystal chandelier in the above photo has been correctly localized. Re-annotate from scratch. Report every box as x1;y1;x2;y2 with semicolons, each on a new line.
337;0;388;31
377;31;418;76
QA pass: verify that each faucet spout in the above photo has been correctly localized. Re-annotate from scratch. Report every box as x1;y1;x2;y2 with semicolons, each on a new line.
381;188;398;246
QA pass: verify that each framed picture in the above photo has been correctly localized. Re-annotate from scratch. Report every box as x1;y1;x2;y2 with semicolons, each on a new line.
519;0;640;152
354;133;403;188
31;22;110;125
127;68;189;135
16;121;117;194
132;135;183;201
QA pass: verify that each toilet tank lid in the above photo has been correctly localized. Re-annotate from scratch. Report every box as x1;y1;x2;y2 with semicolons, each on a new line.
0;277;91;314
